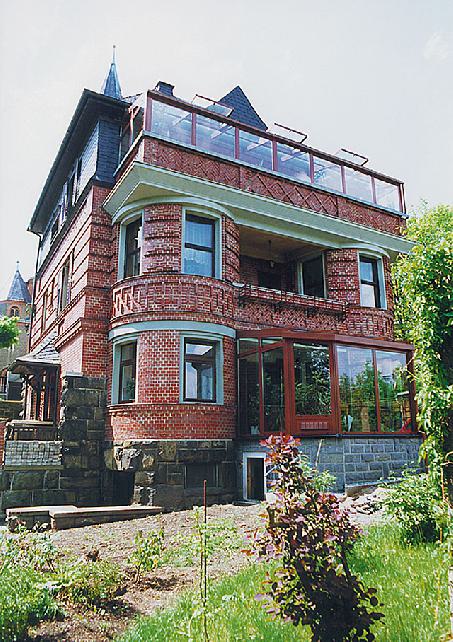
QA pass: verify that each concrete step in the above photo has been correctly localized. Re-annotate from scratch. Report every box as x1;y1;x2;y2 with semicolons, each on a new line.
50;505;163;530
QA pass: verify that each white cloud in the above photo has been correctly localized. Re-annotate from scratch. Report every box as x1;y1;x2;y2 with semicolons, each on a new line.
423;32;451;62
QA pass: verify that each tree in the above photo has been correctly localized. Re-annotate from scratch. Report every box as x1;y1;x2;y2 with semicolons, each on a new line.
393;204;453;500
0;316;20;349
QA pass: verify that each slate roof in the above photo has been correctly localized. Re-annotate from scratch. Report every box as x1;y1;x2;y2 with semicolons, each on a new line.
11;330;60;373
219;86;267;131
102;60;122;99
7;267;31;303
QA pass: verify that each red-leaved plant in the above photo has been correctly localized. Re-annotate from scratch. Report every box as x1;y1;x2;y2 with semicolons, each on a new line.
247;435;383;642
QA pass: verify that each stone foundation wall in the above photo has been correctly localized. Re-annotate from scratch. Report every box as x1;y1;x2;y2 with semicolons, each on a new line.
59;374;106;506
0;374;106;514
238;436;423;493
104;439;236;510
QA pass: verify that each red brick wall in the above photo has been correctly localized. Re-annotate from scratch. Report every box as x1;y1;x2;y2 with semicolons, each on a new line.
32;185;113;379
325;249;361;305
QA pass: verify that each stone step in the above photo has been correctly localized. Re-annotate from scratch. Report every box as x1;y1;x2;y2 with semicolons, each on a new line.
50;505;163;530
6;505;77;529
6;504;162;530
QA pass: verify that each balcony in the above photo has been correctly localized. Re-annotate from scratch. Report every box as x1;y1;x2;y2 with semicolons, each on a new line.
119;92;405;215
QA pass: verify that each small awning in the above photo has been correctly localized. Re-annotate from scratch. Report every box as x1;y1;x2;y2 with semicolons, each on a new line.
10;330;60;376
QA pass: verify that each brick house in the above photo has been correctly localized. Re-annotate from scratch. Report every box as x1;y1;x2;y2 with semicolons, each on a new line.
8;59;421;509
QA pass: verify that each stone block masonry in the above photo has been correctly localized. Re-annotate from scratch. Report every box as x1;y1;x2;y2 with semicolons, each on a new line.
0;373;106;513
104;439;236;510
239;436;423;493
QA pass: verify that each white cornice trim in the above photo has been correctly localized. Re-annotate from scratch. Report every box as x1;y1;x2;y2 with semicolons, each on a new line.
104;162;414;259
109;320;236;341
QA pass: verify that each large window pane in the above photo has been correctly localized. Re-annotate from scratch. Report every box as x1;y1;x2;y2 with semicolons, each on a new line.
262;347;284;432
238;352;260;435
184;215;215;277
313;156;343;192
344;167;373;202
375;178;401;211
238;338;259;355
294;344;331;415
184;340;216;402
376;351;411;432
239;131;272;170
124;218;142;278
119;342;137;403
302;255;325;298
196;115;235;157
276;143;310;182
359;256;381;308
151;100;192;145
337;346;377;432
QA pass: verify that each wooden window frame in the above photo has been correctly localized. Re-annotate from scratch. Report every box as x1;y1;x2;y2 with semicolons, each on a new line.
237;331;417;438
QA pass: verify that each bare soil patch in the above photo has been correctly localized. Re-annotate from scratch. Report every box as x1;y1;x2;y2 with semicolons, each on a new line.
27;493;385;641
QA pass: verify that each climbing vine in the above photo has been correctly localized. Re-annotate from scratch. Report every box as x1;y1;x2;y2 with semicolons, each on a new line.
392;204;453;496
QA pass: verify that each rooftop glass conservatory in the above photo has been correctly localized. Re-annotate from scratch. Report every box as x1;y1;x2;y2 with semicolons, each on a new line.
119;92;405;214
237;332;416;437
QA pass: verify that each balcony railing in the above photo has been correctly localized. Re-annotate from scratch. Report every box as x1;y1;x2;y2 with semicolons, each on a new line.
120;92;405;214
236;284;346;319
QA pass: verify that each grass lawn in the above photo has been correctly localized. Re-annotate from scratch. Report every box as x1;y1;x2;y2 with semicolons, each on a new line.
120;525;450;642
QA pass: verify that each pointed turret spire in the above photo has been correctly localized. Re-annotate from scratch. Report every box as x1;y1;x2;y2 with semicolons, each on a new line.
101;46;122;99
7;262;31;303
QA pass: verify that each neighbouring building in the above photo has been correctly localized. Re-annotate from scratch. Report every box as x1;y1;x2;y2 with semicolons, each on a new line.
0;264;32;400
3;58;421;511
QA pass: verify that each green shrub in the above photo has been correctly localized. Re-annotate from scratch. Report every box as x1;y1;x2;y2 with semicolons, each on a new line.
0;565;58;642
382;471;449;543
53;559;122;606
0;524;57;572
129;529;164;578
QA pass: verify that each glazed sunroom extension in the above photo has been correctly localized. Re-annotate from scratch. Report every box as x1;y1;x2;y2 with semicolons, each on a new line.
6;60;421;511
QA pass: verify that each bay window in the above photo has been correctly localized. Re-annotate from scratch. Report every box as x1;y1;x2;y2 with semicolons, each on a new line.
237;335;414;436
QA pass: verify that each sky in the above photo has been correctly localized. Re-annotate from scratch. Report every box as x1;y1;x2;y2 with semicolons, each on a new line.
0;0;452;296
